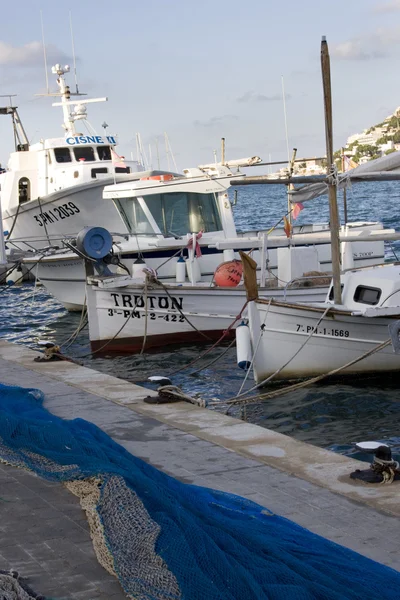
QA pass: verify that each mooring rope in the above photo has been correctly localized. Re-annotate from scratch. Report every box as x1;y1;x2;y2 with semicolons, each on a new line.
215;338;392;409
227;305;331;403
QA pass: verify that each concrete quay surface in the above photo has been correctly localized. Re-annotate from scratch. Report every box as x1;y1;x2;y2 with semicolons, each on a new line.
0;339;399;599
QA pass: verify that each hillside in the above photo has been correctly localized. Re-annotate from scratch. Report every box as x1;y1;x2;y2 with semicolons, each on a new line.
335;107;400;167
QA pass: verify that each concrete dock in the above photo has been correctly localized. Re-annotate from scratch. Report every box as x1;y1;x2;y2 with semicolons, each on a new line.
0;339;399;599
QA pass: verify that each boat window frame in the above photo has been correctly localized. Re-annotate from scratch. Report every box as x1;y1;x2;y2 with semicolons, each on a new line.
113;196;162;236
91;167;109;179
97;146;112;161
73;146;96;162
353;285;382;306
137;197;162;234
18;177;30;204
142;190;223;236
54;147;72;163
328;284;344;301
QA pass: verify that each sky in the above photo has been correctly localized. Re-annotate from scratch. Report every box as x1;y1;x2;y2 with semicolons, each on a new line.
1;0;400;170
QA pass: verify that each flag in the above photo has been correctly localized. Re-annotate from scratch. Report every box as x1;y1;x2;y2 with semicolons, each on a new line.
291;202;304;220
111;148;126;169
344;156;357;171
283;215;292;238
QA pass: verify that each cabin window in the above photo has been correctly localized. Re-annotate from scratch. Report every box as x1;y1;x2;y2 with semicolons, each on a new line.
144;191;222;236
328;284;344;301
353;285;381;306
54;148;72;163
18;177;30;204
74;147;95;162
91;168;108;179
115;198;154;234
97;146;111;160
115;166;131;174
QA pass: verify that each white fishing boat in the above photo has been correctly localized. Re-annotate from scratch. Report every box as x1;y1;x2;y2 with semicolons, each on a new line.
0;63;159;248
85;275;331;354
245;37;400;384
247;263;400;383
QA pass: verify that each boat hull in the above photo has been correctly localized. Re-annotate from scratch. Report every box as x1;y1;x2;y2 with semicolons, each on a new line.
248;300;400;382
86;284;330;354
2;179;131;248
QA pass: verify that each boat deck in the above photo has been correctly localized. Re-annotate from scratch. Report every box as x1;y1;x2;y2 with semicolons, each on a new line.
0;339;399;598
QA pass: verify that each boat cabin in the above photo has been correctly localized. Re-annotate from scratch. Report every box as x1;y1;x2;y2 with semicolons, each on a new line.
328;264;400;310
0;135;141;214
102;166;238;240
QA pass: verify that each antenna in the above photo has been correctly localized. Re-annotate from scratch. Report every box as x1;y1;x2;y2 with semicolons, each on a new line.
164;132;170;170
155;137;160;169
40;11;49;94
281;76;290;164
69;12;79;94
165;133;178;172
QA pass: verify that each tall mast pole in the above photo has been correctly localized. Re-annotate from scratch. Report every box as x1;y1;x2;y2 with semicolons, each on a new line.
321;36;342;304
341;147;348;223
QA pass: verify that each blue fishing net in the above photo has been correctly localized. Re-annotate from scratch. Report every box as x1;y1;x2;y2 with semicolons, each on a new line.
0;382;399;600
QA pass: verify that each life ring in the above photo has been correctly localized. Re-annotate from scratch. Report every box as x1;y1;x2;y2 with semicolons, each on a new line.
140;174;174;182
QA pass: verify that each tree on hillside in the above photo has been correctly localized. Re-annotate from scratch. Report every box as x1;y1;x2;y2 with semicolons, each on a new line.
377;136;389;145
354;144;380;161
389;116;400;129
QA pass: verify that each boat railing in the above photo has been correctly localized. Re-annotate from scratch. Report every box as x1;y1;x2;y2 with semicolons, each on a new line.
283;274;333;300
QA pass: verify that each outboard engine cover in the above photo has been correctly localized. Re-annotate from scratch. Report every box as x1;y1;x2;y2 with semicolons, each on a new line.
76;226;113;260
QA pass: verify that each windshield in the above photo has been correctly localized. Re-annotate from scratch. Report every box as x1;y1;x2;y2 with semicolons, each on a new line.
115;198;155;234
144;191;222;236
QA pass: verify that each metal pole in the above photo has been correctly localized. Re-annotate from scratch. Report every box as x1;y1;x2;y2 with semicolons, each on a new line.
341;147;348;223
321;36;342;304
221;137;225;165
287;147;297;225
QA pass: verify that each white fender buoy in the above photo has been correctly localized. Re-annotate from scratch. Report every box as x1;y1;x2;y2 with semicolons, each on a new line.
186;257;201;284
6;266;22;285
176;256;186;283
223;249;235;262
341;241;354;271
236;321;252;370
131;257;148;280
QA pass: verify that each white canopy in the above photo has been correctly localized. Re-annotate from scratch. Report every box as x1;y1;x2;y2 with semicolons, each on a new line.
291;152;400;203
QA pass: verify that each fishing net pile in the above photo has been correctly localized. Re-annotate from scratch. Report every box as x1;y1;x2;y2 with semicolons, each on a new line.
0;382;400;600
0;569;43;600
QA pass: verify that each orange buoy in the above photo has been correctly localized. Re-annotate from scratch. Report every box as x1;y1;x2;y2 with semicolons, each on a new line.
214;259;243;287
140;174;174;182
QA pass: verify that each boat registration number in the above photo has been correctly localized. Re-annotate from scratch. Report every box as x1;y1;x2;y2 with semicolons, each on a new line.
296;324;350;337
107;309;185;322
33;202;80;227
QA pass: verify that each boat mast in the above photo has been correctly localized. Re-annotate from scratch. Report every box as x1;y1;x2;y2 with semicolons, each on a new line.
321;36;342;304
51;64;75;135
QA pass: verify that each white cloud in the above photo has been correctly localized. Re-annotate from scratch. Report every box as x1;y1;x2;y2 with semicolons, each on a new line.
237;90;291;103
374;0;400;13
331;27;400;60
0;41;71;67
193;115;239;128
